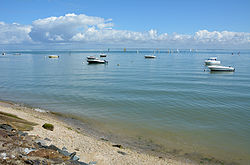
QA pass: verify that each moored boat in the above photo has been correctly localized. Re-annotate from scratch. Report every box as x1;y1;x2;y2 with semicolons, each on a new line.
205;57;220;65
144;55;156;58
100;53;107;57
208;65;235;72
48;55;59;58
87;58;108;64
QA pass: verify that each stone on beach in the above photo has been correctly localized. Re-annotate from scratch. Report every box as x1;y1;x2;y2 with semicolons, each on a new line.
42;123;54;131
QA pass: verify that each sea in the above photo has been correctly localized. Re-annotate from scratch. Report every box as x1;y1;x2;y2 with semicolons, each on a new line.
0;49;249;164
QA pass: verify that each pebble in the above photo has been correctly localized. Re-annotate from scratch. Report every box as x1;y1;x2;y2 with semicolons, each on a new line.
72;155;80;161
35;139;47;146
44;137;51;141
62;146;67;151
24;148;36;154
0;153;7;160
89;161;97;165
117;151;127;155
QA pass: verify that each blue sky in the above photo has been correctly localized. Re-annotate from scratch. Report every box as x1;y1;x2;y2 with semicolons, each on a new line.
0;0;250;49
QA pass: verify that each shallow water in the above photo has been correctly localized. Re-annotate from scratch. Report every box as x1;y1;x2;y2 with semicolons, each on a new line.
0;50;249;164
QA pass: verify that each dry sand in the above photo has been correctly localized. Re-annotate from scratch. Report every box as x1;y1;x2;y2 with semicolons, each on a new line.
0;101;193;165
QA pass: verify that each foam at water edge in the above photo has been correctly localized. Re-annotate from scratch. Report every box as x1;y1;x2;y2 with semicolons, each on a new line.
34;108;49;113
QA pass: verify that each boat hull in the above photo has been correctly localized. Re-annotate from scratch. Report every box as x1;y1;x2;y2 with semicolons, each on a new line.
48;55;59;58
144;55;156;58
208;66;235;72
87;59;108;64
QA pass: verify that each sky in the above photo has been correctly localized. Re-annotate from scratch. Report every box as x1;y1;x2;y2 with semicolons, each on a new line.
0;0;250;49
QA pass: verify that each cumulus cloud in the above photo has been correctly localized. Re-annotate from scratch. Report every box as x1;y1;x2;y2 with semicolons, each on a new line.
0;21;32;44
0;13;250;48
194;30;250;44
29;13;113;42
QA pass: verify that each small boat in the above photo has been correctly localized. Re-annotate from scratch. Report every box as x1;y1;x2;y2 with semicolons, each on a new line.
208;65;235;72
144;55;156;58
205;57;220;65
100;53;107;57
87;56;96;60
2;52;6;56
48;55;59;58
87;58;108;64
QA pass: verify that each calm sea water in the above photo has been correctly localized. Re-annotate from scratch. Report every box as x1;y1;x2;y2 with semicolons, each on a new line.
0;50;249;164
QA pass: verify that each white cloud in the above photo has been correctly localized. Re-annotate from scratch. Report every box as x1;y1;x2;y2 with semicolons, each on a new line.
29;13;113;42
0;21;32;44
194;30;250;44
70;28;166;43
0;13;250;48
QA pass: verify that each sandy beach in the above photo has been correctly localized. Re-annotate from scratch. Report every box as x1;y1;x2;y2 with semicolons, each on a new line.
0;101;192;165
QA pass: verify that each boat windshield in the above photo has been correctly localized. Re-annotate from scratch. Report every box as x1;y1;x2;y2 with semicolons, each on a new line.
208;57;217;60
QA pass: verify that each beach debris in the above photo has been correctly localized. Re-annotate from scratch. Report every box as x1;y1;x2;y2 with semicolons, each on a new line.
34;108;48;113
42;123;54;131
100;137;109;141
112;144;123;149
117;151;127;155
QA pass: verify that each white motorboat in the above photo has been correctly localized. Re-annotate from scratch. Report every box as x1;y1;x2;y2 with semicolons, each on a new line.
100;53;107;57
144;55;156;58
87;58;108;64
208;65;235;72
87;56;96;60
205;57;220;65
48;55;59;58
